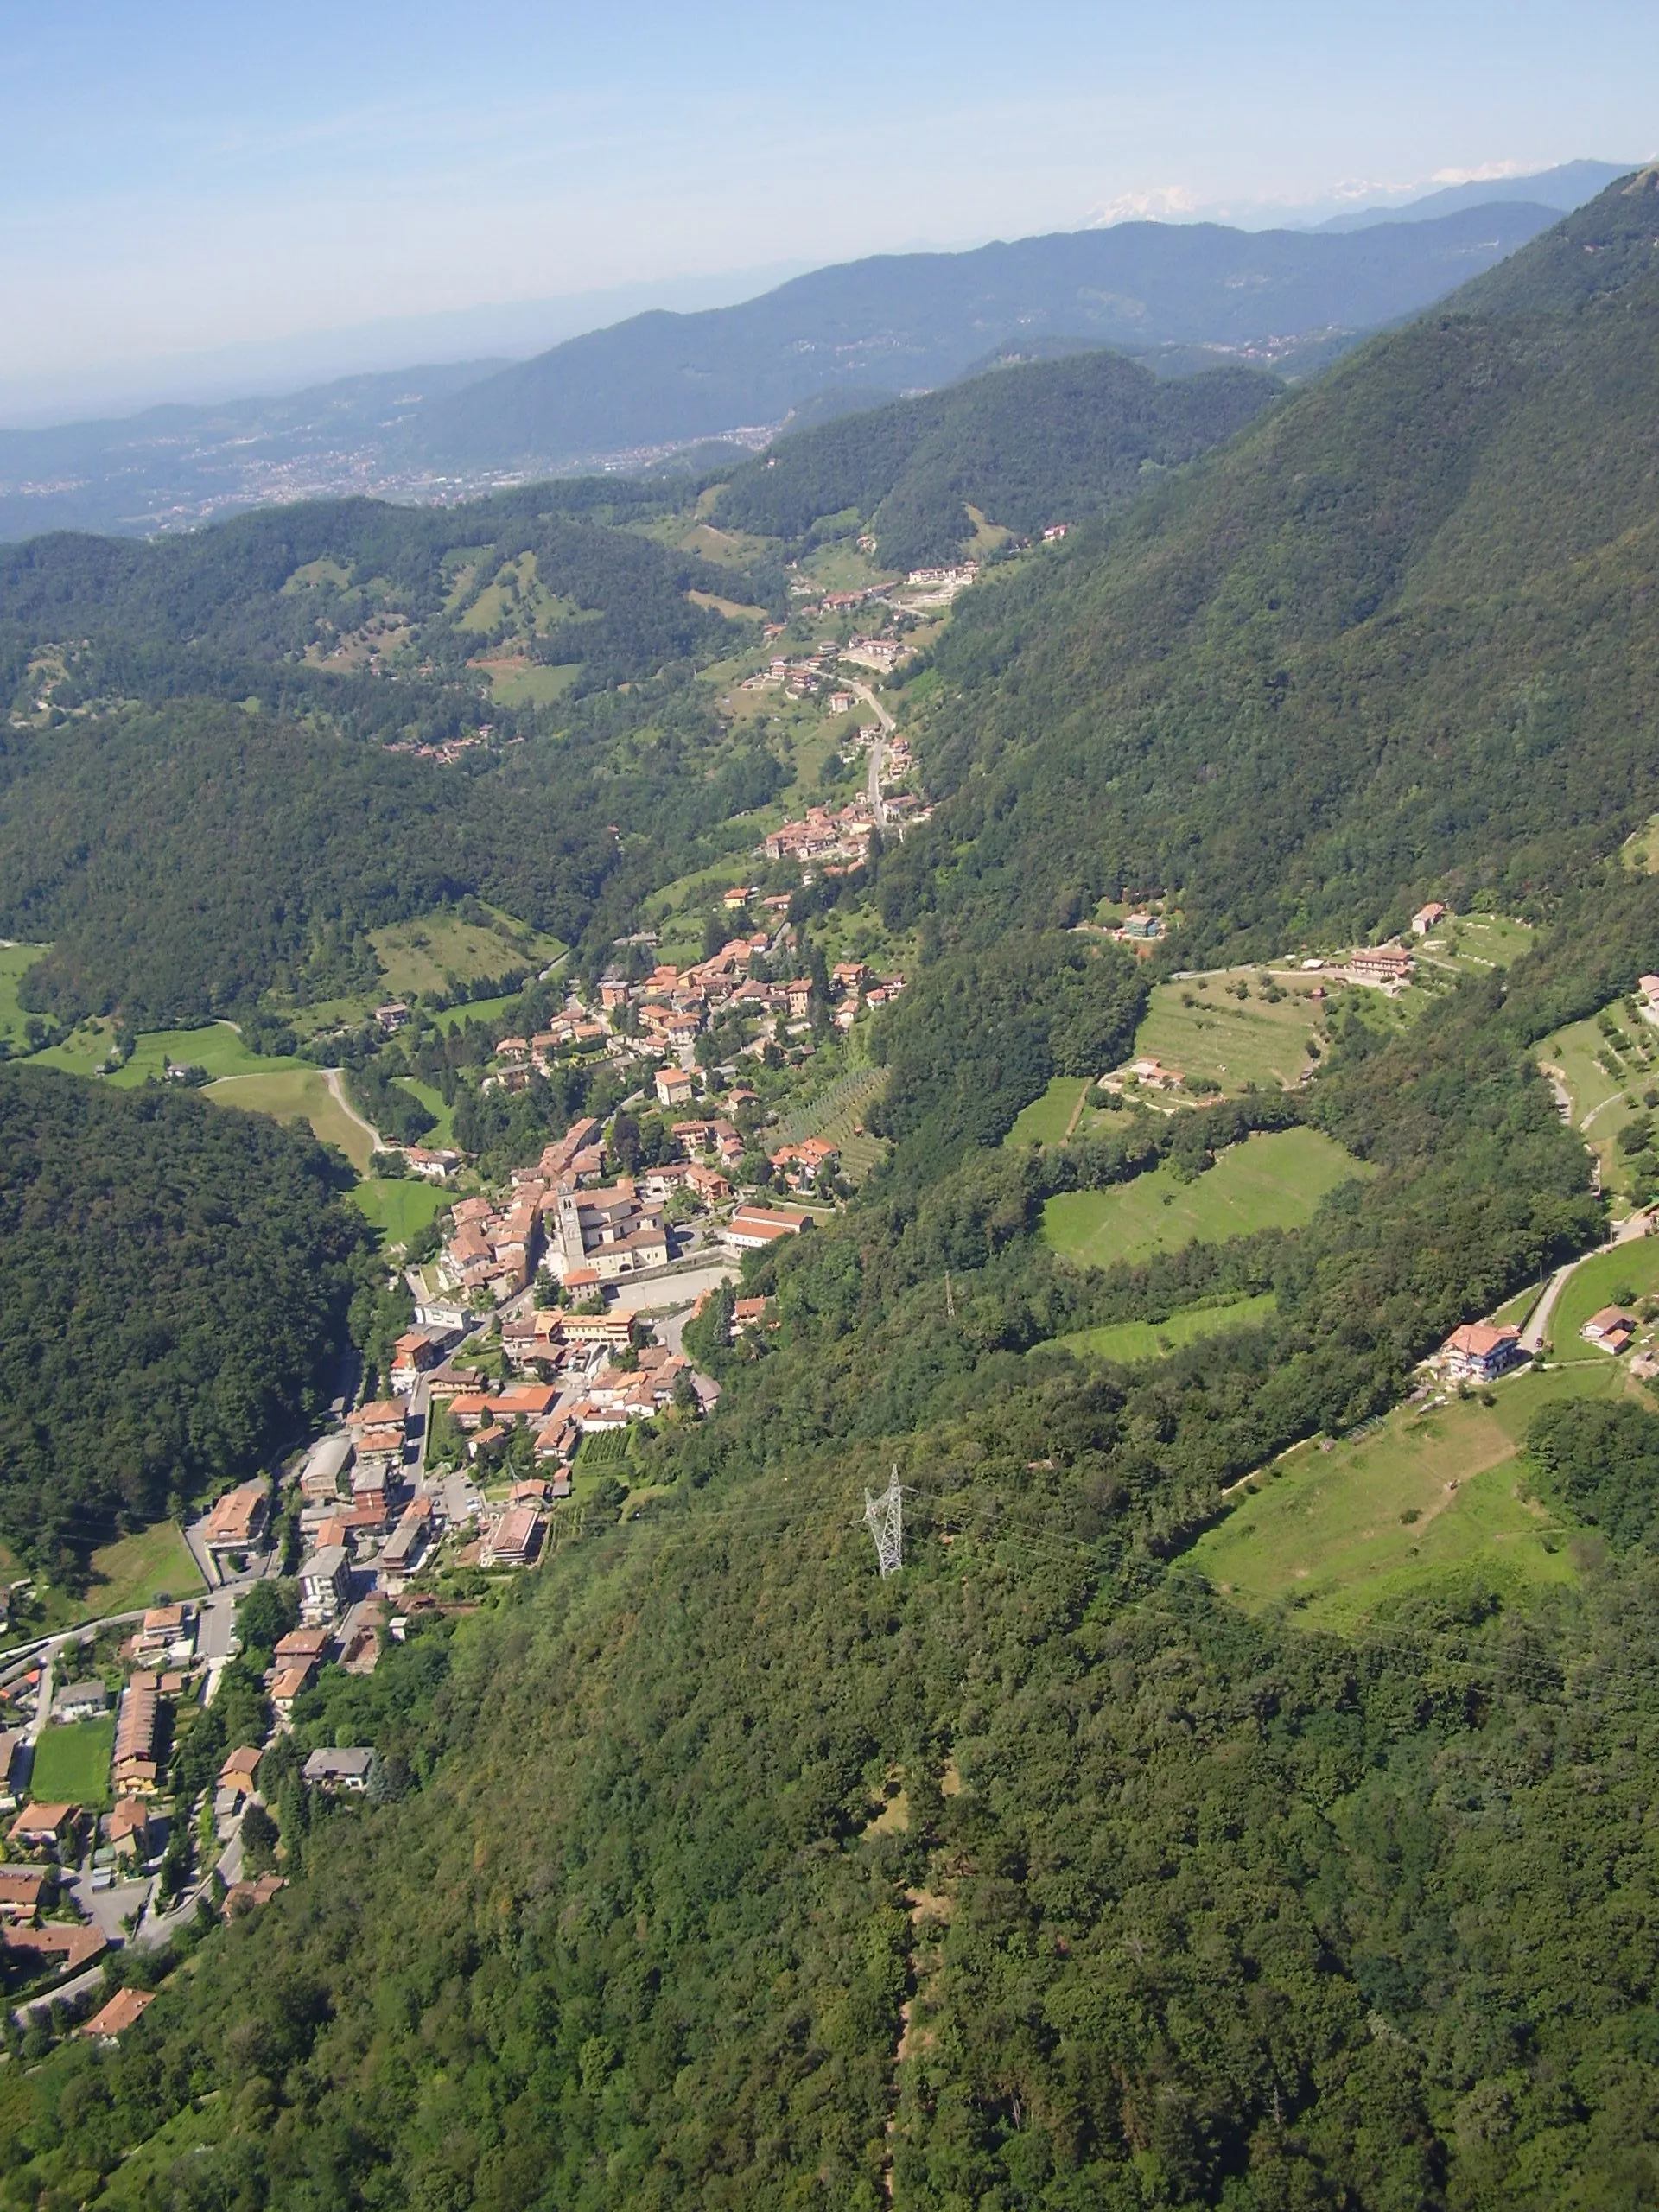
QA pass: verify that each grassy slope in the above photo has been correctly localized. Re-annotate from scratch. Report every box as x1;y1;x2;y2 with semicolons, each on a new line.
1541;1006;1657;1204
206;1069;374;1173
0;944;48;1054
1042;1127;1364;1268
352;1178;448;1246
1553;1236;1659;1347
1131;970;1324;1093
1188;1360;1625;1630
1006;1074;1089;1147
1056;1291;1279;1364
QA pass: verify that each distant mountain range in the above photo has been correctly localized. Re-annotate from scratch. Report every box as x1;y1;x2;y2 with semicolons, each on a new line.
401;204;1555;472
0;163;1631;543
1315;157;1634;232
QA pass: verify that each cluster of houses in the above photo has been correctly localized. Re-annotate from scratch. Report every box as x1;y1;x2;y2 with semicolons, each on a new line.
760;800;878;868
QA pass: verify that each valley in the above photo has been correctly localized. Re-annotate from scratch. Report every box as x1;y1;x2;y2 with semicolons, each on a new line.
3;169;1659;2210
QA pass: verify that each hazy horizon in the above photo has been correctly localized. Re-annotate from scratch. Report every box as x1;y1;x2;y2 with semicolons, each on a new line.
3;0;1655;424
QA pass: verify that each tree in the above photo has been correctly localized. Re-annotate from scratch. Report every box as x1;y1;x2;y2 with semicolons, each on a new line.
234;1580;298;1663
239;1803;279;1876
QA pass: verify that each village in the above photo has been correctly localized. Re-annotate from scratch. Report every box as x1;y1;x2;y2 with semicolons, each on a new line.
0;901;923;2024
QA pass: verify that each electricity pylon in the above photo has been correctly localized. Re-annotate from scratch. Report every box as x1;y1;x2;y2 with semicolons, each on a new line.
863;1466;904;1577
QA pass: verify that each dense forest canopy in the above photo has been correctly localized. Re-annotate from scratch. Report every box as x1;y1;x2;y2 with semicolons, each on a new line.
0;1068;368;1572
715;349;1282;567
0;692;781;1023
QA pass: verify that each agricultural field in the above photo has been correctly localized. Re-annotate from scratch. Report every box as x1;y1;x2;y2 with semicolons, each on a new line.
207;1068;374;1173
795;1067;887;1182
108;1024;270;1086
1550;1236;1659;1351
352;1177;448;1247
1007;1077;1148;1149
1056;1291;1278;1365
1007;1076;1089;1147
1130;969;1325;1094
477;660;582;708
1413;912;1536;976
687;587;767;622
1041;1128;1364;1270
29;1718;116;1810
1188;1360;1624;1633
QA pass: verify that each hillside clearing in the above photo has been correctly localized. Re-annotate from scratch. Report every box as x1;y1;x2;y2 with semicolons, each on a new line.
1188;1361;1624;1631
1007;1076;1089;1147
1131;969;1325;1094
1551;1236;1659;1351
352;1177;448;1246
1056;1292;1279;1365
207;1068;375;1173
1041;1128;1363;1269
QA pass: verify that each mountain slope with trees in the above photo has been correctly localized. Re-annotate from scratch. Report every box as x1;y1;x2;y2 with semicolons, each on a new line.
874;168;1659;964
11;180;1659;2207
715;348;1281;568
409;205;1559;468
0;1068;368;1574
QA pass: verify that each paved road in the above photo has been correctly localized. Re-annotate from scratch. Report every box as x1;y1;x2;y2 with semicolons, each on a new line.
1521;1266;1572;1352
849;681;893;826
13;1961;108;2028
1520;1206;1656;1353
27;1654;54;1744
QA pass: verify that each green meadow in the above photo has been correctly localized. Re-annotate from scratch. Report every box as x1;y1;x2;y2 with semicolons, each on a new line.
1056;1292;1279;1365
1130;969;1325;1095
352;1177;449;1246
1190;1360;1626;1633
30;1719;117;1810
1041;1128;1363;1270
1551;1236;1659;1350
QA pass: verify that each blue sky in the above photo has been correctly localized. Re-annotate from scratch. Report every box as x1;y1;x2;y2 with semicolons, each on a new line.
1;0;1653;410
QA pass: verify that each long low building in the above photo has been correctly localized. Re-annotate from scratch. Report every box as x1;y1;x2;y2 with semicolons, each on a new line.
725;1205;811;1250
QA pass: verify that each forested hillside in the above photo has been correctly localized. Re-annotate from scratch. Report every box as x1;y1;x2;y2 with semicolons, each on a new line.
0;483;786;1020
0;1069;367;1573
0;482;745;704
0;694;779;1023
715;349;1281;567
5;892;1654;2208
409;204;1557;468
876;167;1659;962
10;178;1659;2208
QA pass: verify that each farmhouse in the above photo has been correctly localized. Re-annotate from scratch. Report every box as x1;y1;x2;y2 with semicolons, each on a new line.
1582;1306;1638;1353
1346;946;1414;989
1441;1323;1526;1383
